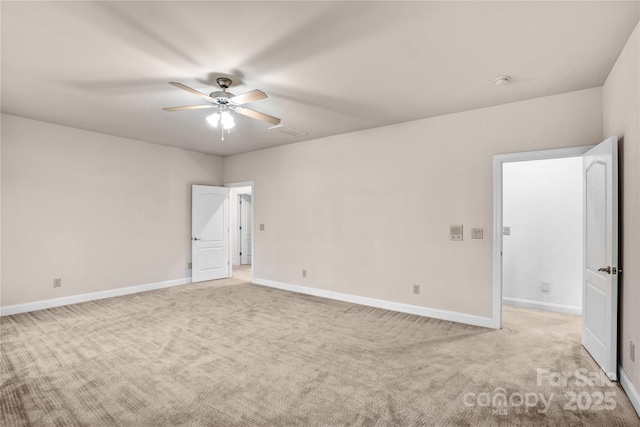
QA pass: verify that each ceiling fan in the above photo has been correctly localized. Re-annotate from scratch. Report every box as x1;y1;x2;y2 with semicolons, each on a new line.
163;77;281;140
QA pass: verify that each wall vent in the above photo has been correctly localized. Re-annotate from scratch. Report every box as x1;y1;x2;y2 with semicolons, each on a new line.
269;124;308;138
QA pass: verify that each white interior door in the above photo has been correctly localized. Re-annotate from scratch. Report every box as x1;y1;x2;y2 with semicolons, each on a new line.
240;194;252;265
582;136;619;380
192;185;230;282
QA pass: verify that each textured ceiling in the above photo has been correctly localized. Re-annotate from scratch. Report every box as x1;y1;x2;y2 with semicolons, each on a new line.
1;1;638;156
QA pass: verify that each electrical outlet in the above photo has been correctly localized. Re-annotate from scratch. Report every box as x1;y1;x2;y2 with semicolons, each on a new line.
260;224;265;231
631;341;636;362
302;269;307;278
413;284;420;294
188;262;192;269
53;278;62;288
541;282;550;293
471;228;483;239
503;227;511;236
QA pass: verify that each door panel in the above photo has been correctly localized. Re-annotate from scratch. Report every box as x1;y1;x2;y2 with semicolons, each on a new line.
582;136;618;380
199;193;225;241
192;185;230;282
585;162;606;272
198;247;224;270
584;282;607;345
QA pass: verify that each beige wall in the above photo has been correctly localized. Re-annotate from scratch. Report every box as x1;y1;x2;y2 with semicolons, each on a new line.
603;23;640;394
1;114;223;306
224;87;603;318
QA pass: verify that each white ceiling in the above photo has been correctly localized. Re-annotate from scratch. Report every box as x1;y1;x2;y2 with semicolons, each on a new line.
1;1;638;157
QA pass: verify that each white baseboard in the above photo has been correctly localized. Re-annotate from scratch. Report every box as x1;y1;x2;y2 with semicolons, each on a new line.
0;277;191;316
503;297;582;315
620;365;640;418
252;277;496;329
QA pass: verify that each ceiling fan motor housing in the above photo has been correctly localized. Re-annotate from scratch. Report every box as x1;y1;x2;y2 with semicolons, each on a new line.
211;78;234;104
209;91;234;105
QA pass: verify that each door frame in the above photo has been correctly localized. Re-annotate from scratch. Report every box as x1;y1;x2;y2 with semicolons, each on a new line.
492;145;592;329
226;181;255;281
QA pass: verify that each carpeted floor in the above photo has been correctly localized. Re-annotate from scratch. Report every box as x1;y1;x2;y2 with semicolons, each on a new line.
232;264;252;283
1;276;639;426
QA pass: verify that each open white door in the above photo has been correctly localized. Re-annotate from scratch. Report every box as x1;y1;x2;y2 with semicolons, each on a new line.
192;185;230;282
239;194;252;265
582;136;619;380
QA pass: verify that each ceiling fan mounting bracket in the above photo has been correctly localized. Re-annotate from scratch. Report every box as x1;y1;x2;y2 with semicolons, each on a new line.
216;77;232;90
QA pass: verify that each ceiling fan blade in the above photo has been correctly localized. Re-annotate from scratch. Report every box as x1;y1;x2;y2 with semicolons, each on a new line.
234;106;281;126
169;82;215;102
230;89;268;105
163;105;216;112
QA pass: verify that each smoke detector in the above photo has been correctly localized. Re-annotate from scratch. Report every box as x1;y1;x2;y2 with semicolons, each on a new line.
493;76;511;86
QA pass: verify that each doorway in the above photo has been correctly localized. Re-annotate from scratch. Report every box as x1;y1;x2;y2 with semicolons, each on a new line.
226;182;254;283
501;156;583;316
238;194;253;265
492;145;592;328
493;139;620;380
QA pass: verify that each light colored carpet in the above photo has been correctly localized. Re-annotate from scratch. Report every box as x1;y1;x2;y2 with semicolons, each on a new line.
1;277;639;426
232;264;252;283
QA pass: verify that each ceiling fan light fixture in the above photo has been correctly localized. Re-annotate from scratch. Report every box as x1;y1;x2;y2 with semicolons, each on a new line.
220;110;235;129
206;112;220;127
